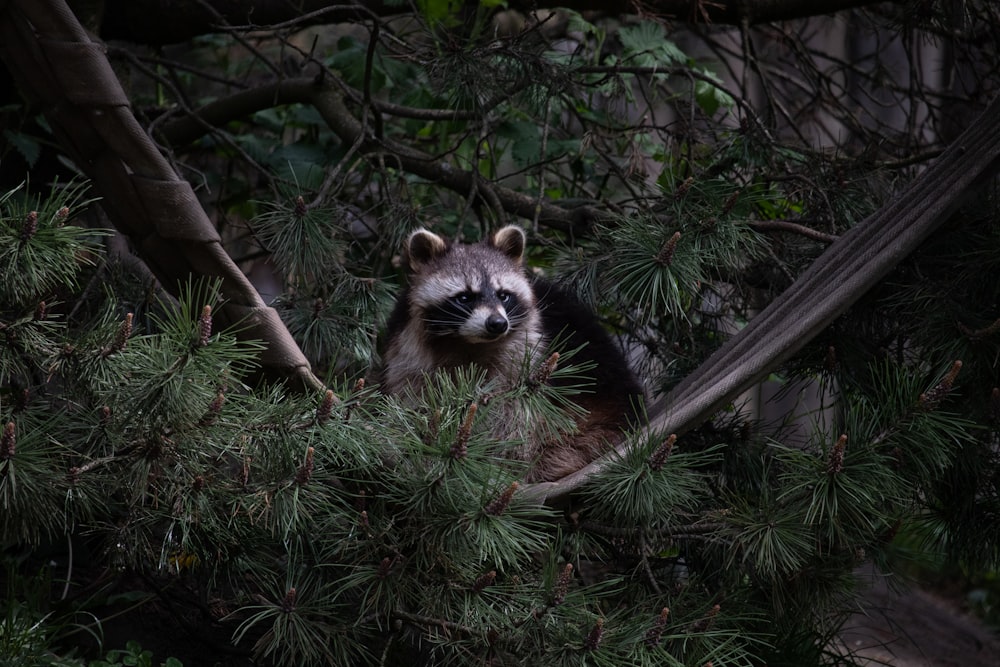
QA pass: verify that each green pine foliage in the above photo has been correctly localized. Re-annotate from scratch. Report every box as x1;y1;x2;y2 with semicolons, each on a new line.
4;177;995;665
4;9;1000;667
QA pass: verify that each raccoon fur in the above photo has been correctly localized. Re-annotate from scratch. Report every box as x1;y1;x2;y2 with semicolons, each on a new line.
381;225;645;481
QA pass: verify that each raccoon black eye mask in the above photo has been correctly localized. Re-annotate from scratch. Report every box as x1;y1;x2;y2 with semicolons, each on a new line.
381;225;645;481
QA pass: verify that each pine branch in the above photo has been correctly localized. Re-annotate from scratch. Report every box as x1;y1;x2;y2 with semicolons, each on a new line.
523;92;1000;504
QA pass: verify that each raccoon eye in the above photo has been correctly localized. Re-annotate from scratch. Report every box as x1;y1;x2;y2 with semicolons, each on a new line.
454;292;475;305
496;290;511;303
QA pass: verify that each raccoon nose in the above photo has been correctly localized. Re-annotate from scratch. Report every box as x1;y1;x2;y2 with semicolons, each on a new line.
484;314;509;336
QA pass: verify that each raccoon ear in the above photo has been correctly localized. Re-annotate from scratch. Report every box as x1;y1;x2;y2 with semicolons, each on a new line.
491;225;526;264
406;229;449;271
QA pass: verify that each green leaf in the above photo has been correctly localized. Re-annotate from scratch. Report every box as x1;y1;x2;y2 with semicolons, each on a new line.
694;73;734;116
618;21;686;68
416;0;463;24
3;129;41;167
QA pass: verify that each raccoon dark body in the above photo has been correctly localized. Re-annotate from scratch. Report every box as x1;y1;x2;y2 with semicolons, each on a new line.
381;225;645;481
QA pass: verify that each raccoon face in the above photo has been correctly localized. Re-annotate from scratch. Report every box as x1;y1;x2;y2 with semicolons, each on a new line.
423;282;527;342
404;226;535;345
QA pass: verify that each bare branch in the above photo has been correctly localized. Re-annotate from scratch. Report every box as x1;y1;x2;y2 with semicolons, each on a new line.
159;77;600;233
747;220;839;243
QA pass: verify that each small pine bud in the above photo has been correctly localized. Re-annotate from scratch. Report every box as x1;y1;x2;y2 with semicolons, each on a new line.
99;405;112;426
940;359;962;390
451;402;477;459
722;189;740;214
281;587;297;612
485;481;518;516
552;563;573;605
20;211;38;243
644;607;670;647
55;206;70;222
827;434;847;475
68;466;80;485
239;457;251;487
919;360;962;410
648;434;677;471
199;391;225;426
583;617;605;651
376;556;395;579
424;408;441;444
106;313;133;355
294;195;308;218
344;378;365;422
654;231;681;266
674;176;694;200
192;475;206;492
359;510;370;532
197;305;212;346
34;301;47;321
117;313;133;348
0;422;15;460
472;569;497;593
528;352;559;388
295;447;315;485
316;389;337;425
312;297;324;316
691;604;720;632
344;378;365;423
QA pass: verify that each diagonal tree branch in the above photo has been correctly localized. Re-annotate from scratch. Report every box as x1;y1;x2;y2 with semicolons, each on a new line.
523;93;1000;504
0;0;323;392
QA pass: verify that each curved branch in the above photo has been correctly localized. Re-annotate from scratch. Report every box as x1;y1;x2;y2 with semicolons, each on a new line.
747;220;839;243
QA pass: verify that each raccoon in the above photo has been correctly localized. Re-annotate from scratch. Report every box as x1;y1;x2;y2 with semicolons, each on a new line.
382;225;645;481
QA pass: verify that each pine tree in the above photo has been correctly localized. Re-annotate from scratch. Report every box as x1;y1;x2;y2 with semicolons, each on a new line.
2;2;1000;666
